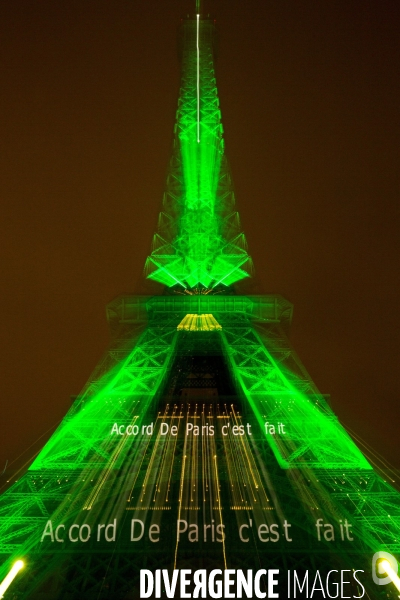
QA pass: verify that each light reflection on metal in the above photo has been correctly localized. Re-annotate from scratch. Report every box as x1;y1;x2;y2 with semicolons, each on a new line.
177;313;222;332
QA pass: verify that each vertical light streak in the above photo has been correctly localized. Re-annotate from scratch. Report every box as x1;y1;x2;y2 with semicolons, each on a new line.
153;408;173;504
213;455;227;569
196;14;200;143
140;412;168;506
174;409;189;569
219;405;239;508
166;406;180;503
224;407;245;506
191;405;198;505
201;407;207;503
127;420;156;504
232;407;259;494
83;423;134;510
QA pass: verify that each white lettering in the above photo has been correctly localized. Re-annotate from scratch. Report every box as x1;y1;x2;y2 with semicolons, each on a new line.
192;570;207;599
69;524;79;542
140;570;153;598
79;524;91;542
105;518;117;542
254;569;266;598
41;520;54;542
208;569;222;599
131;519;144;542
268;569;279;599
180;570;192;599
55;524;65;543
149;523;160;543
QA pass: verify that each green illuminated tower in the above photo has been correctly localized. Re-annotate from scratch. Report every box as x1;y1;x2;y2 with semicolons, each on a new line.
0;7;399;600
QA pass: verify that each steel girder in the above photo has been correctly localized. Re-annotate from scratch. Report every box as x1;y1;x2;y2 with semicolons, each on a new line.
0;296;399;600
145;17;252;290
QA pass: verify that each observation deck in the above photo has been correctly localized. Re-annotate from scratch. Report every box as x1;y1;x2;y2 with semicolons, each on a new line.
106;294;293;330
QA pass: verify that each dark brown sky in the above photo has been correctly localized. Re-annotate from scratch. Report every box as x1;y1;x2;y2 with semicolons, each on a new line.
1;0;399;471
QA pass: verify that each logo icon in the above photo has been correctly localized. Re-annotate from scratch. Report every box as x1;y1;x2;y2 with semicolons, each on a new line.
372;551;400;591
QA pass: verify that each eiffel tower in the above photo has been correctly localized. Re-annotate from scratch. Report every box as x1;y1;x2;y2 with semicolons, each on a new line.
1;5;399;600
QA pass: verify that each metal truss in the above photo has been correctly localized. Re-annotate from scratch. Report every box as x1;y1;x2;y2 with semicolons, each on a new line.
220;321;370;469
0;295;399;599
0;321;178;564
145;17;252;290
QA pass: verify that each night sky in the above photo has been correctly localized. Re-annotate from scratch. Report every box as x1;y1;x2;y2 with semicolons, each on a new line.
1;0;399;473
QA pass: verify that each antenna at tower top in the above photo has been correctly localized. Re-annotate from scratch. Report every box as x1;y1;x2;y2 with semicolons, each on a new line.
196;0;201;14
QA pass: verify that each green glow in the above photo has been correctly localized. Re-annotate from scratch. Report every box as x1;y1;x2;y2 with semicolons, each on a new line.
31;324;178;471
146;17;252;290
220;323;371;470
196;14;200;144
0;295;400;597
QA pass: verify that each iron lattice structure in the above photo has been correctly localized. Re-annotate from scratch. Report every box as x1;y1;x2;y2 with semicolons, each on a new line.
145;18;252;290
0;11;399;600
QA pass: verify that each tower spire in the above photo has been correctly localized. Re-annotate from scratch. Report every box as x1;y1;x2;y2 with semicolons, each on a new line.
145;14;252;292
